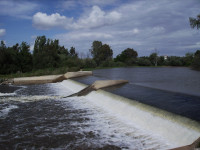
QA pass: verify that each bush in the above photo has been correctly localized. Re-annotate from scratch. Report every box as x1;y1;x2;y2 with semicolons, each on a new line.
82;58;97;68
137;57;152;66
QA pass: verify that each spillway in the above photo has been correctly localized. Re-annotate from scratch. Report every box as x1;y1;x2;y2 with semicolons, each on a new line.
60;79;200;148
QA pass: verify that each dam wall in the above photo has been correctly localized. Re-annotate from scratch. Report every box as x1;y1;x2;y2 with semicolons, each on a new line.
12;71;92;85
61;79;200;148
13;75;63;85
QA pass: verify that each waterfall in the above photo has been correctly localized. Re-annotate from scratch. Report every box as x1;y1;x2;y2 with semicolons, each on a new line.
61;79;200;147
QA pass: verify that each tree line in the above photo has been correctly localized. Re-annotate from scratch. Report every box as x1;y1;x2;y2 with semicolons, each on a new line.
0;37;200;75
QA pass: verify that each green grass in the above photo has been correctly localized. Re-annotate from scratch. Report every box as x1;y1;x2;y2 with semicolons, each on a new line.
0;67;80;79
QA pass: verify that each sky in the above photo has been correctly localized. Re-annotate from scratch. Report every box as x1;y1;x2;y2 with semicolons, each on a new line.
0;0;200;57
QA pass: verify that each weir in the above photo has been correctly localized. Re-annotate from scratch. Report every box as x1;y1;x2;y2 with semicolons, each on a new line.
61;79;200;149
66;80;128;97
11;71;92;85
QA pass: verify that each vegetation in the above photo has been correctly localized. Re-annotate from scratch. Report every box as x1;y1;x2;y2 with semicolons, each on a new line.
189;14;200;29
0;33;200;78
189;13;200;70
0;14;200;78
115;48;138;66
90;41;113;66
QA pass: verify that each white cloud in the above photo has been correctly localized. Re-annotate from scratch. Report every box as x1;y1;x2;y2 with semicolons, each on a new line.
0;0;38;19
32;6;121;30
32;12;73;30
0;29;6;37
56;31;112;42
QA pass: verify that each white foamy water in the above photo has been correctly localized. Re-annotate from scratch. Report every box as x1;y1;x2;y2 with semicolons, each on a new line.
0;95;62;103
57;80;176;149
0;92;16;97
0;104;18;118
57;80;200;149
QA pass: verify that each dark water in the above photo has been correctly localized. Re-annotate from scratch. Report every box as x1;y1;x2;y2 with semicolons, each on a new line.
0;84;124;149
74;67;200;122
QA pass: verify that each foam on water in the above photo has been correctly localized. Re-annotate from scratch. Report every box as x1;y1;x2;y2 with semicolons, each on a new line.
0;95;62;103
0;104;18;118
0;92;16;97
56;80;173;149
58;79;200;148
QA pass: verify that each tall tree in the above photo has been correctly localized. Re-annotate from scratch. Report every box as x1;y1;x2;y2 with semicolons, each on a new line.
192;50;200;70
149;52;158;66
90;41;102;59
69;47;78;57
33;36;60;69
90;41;113;65
189;14;200;70
189;14;200;29
18;42;32;72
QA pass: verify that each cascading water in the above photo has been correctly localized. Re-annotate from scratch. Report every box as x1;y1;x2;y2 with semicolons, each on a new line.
60;80;200;148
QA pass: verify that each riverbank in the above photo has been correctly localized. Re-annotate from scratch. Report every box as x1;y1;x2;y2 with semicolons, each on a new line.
0;66;197;85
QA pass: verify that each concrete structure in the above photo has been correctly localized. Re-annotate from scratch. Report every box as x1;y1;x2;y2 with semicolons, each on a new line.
66;80;128;97
92;80;128;90
12;71;92;85
64;71;92;79
171;137;200;150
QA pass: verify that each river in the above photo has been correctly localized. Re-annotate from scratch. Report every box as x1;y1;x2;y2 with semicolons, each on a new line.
0;67;199;149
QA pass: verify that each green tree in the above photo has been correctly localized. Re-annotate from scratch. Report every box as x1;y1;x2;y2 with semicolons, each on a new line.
90;41;102;59
157;56;165;66
192;50;200;70
189;14;200;70
183;52;194;66
137;57;152;66
149;52;158;66
189;14;200;29
115;48;138;65
0;41;31;74
33;36;60;69
167;56;183;66
69;47;78;57
18;42;32;72
33;36;47;68
90;41;113;66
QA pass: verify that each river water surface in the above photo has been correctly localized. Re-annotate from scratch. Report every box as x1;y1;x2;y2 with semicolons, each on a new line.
0;67;199;149
75;67;200;121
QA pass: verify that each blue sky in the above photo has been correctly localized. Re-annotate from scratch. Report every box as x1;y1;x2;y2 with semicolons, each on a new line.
0;0;200;57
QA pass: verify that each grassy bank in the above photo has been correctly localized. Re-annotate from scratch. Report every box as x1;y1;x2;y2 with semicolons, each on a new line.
0;67;80;79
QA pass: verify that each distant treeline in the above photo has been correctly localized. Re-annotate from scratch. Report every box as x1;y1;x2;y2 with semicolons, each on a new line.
0;36;200;75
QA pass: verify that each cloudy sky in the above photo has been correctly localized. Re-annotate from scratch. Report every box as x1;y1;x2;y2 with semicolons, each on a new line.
0;0;200;57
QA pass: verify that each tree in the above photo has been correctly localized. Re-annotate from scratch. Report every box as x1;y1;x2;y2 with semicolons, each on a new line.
18;42;32;72
90;41;113;66
192;50;200;70
149;52;158;66
33;36;61;69
189;14;200;70
115;48;138;65
90;41;102;58
183;52;194;66
69;47;78;57
137;57;151;66
189;14;200;29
